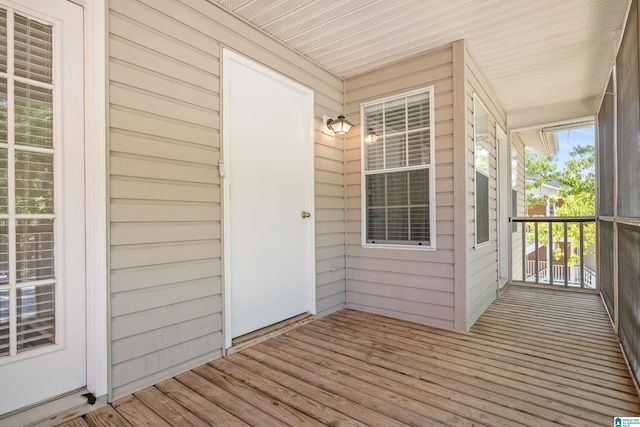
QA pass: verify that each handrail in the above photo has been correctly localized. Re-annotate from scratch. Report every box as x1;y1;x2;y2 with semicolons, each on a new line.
511;216;596;223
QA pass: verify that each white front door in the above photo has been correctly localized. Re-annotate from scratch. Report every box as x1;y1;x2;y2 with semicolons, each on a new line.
0;0;86;415
223;50;315;346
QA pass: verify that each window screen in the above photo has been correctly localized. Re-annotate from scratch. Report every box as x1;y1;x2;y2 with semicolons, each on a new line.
362;88;435;247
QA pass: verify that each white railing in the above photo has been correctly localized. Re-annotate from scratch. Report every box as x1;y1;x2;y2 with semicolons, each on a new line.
526;261;596;289
513;216;596;289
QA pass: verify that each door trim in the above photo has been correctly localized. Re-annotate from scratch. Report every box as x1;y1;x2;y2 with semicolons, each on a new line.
496;124;509;289
221;48;316;350
83;0;108;400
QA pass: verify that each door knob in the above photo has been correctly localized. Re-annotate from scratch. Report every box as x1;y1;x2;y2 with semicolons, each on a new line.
301;211;311;218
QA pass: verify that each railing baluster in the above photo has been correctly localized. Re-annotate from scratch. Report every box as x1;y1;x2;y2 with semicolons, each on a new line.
535;222;539;284
580;222;584;289
521;222;526;282
548;220;553;286
564;222;568;287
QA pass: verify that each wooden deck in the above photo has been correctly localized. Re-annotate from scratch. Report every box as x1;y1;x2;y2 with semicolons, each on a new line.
58;286;640;427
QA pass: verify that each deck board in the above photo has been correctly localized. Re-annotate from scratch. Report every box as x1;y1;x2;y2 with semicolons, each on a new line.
59;286;640;426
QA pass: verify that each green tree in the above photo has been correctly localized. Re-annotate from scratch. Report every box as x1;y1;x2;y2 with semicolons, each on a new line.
525;145;595;266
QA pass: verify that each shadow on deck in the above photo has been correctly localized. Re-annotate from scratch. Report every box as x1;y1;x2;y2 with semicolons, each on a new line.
58;286;640;427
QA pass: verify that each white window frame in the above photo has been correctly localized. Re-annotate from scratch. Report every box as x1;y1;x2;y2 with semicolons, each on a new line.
474;93;491;248
360;86;436;251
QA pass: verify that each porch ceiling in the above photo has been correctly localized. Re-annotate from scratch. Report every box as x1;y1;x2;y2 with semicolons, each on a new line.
212;0;628;120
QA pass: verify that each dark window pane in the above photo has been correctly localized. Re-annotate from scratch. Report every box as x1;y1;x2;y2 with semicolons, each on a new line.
476;170;489;244
387;208;408;241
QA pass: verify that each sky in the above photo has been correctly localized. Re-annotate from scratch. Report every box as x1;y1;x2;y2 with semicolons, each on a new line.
554;126;595;168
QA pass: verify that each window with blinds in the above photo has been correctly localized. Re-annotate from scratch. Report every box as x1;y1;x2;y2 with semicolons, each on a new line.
361;88;435;248
0;8;56;358
474;95;490;246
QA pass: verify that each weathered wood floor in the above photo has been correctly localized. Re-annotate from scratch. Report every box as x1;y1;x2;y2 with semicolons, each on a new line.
58;286;640;426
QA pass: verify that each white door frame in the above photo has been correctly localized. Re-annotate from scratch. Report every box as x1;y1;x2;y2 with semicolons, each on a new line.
497;124;509;289
221;49;316;350
83;0;108;400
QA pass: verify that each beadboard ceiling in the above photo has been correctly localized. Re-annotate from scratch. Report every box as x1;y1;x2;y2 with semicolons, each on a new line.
212;0;628;121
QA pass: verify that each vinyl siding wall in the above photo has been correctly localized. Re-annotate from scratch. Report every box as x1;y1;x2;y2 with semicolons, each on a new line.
344;45;457;330
107;0;345;400
510;135;526;282
464;47;507;330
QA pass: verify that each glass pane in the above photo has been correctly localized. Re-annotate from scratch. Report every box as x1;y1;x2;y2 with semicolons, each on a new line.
17;283;55;353
386;171;408;206
385;98;405;134
0;9;6;73
0;78;6;144
364;104;383;138
387;208;408;241
0;220;7;284
16;151;53;214
385;134;406;169
14;13;53;84
16;219;54;283
476;170;489;244
15;82;53;149
366;174;385;207
409;169;429;206
0;149;6;214
0;289;8;357
410;206;430;243
407;93;429;130
366;207;386;242
364;136;383;171
475;143;490;176
408;129;430;166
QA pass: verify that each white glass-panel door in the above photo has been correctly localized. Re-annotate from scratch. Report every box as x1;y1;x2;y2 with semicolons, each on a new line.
0;0;85;415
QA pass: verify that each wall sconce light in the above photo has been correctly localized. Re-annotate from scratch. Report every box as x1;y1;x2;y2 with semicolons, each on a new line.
364;128;377;145
322;114;353;136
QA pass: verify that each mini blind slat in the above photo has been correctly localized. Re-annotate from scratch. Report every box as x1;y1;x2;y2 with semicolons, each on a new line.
408;130;430;166
365;139;384;171
14;14;53;84
385;135;406;168
0;150;7;214
14;82;54;149
0;9;6;73
15;152;54;214
407;93;429;130
0;79;7;145
16;283;55;353
16;219;54;283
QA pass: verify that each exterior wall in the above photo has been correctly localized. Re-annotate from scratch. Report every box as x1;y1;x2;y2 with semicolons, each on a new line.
344;45;457;330
464;47;507;329
510;134;526;281
107;0;345;400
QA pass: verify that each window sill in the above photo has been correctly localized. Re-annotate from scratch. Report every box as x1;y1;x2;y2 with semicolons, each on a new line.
362;243;436;251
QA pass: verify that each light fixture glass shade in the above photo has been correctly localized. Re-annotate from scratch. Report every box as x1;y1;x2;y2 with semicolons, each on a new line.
327;114;353;135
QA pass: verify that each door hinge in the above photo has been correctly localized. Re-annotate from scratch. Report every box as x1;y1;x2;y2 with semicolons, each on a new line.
219;160;225;178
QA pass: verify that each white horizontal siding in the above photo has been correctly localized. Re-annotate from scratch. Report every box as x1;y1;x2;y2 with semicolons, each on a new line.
344;45;456;330
464;47;507;330
108;0;345;400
